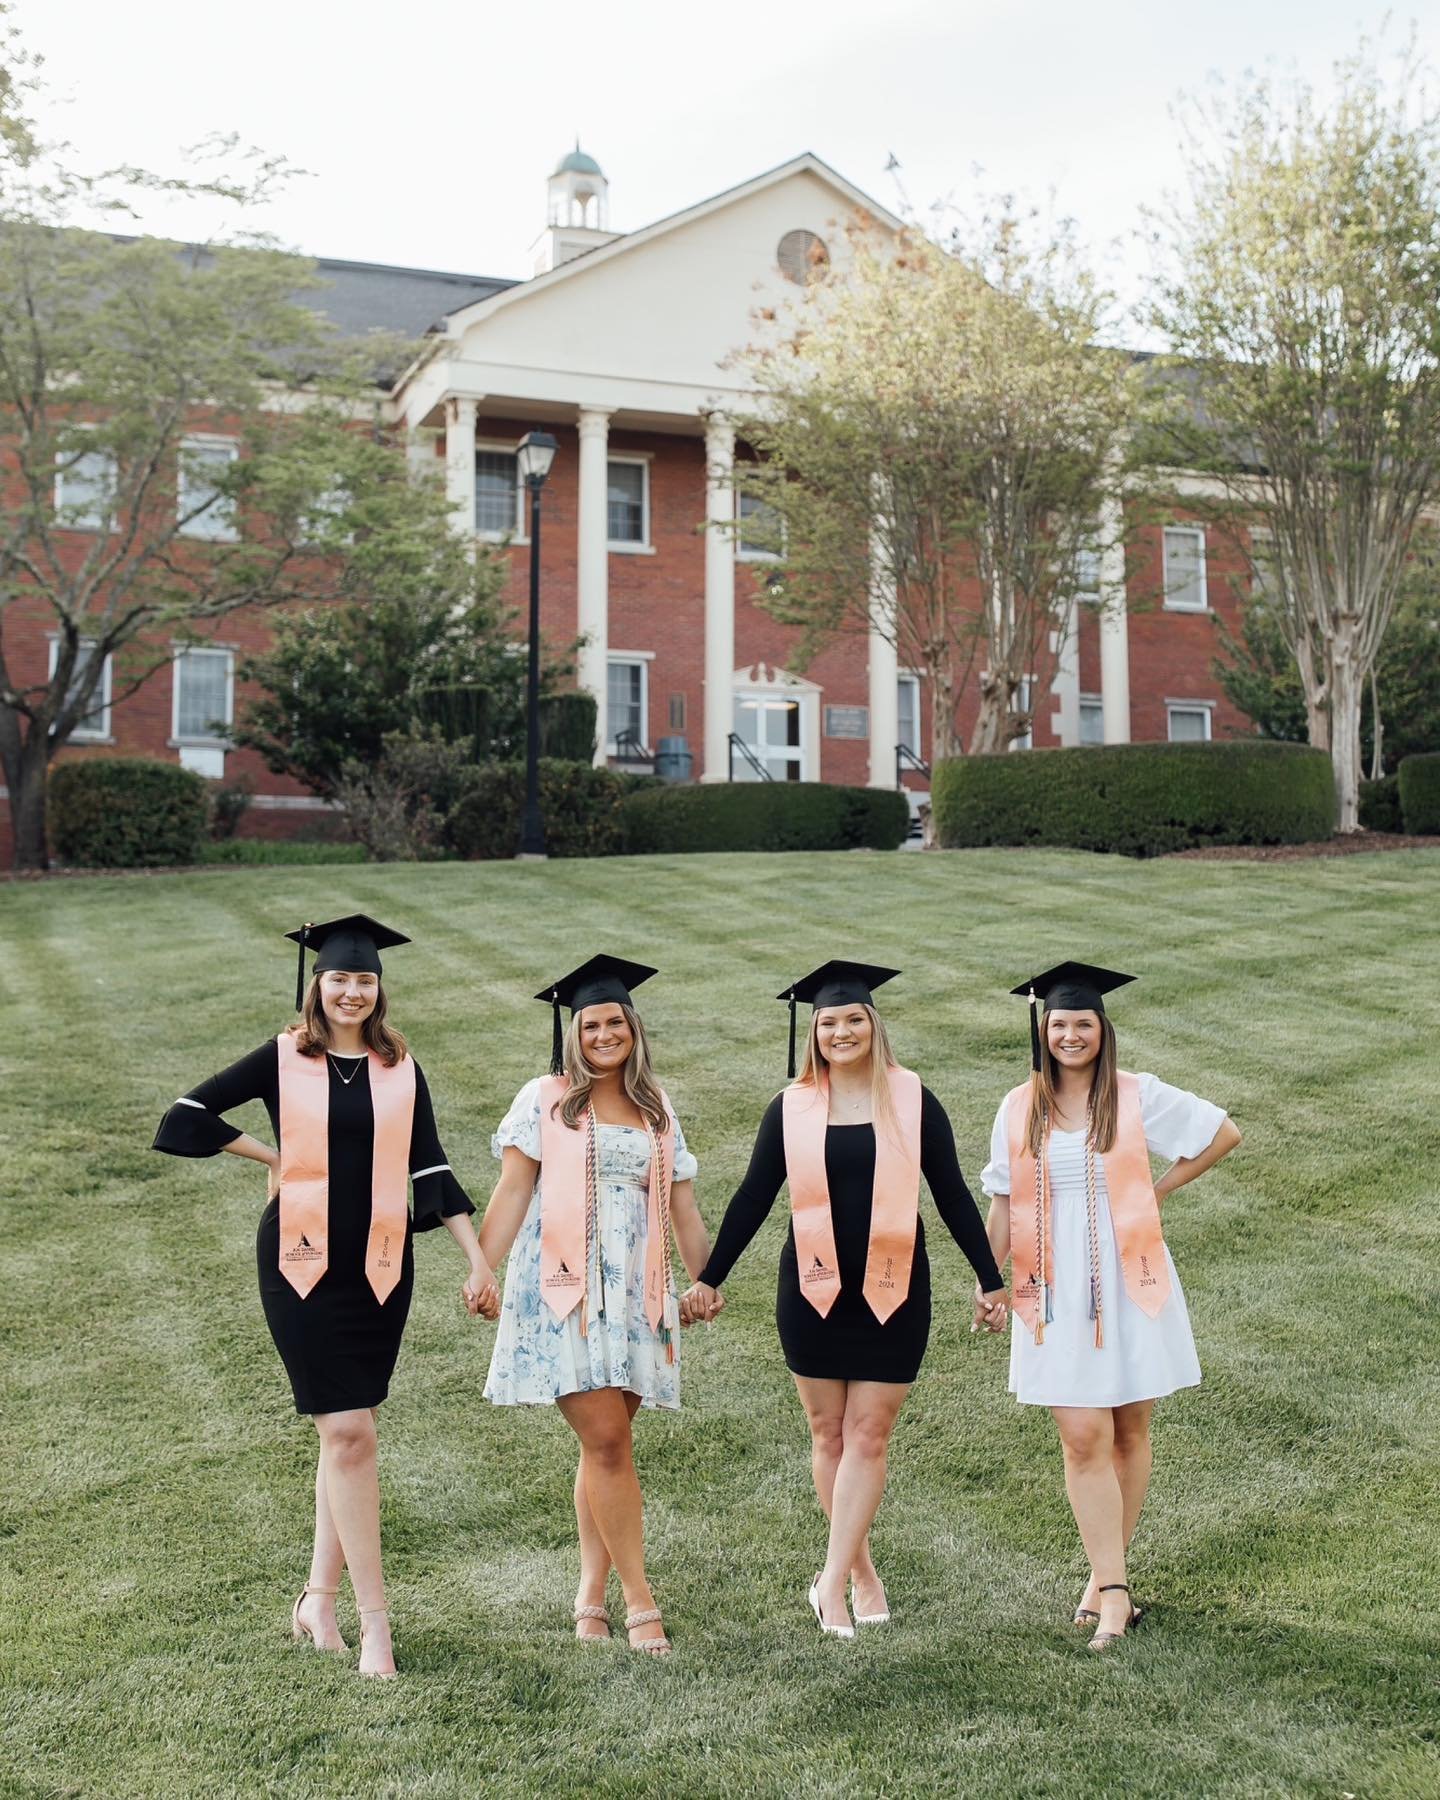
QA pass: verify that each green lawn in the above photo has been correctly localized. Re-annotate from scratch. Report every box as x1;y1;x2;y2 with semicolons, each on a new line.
2;849;1437;1799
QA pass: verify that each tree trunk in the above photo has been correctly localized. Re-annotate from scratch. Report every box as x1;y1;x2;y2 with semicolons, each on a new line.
1368;666;1384;781
5;737;51;872
969;671;1010;754
1329;648;1364;834
929;664;960;763
1294;634;1331;751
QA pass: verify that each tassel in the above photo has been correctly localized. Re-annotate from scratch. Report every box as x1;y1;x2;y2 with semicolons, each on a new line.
294;923;311;1013
786;989;798;1080
1094;1310;1104;1351
1028;987;1042;1073
1044;1281;1054;1325
549;989;563;1076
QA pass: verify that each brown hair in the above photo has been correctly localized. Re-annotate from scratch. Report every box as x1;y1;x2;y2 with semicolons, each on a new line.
796;1003;902;1146
1024;1007;1118;1156
554;1003;667;1134
289;973;408;1067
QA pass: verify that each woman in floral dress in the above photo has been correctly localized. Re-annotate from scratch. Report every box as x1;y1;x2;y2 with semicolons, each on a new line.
477;956;714;1655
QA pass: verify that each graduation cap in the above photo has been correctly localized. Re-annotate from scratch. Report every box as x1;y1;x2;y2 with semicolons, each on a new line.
1009;960;1134;1073
535;955;658;1075
777;960;901;1081
285;914;411;1012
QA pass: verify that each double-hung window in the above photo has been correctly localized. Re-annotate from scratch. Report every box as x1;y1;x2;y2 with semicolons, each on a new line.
1167;701;1213;742
607;656;649;754
897;673;921;758
54;446;118;533
607;458;648;547
48;639;112;740
1079;695;1105;745
178;437;240;541
736;492;784;560
172;646;235;775
1162;526;1207;612
475;449;522;538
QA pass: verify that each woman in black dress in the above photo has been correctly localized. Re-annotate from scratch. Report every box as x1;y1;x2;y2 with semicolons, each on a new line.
152;914;499;1678
681;962;1008;1637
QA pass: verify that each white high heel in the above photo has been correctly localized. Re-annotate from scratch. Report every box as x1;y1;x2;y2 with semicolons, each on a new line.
851;1579;890;1626
807;1575;855;1639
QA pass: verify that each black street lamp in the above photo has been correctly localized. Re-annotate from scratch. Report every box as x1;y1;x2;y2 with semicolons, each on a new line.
516;429;559;860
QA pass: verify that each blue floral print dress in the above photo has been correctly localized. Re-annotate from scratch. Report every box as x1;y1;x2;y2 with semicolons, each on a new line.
483;1077;698;1411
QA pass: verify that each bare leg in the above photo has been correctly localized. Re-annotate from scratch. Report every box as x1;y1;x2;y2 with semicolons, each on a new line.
313;1407;393;1675
813;1381;910;1630
295;1437;347;1649
1079;1400;1156;1615
573;1392;642;1637
1052;1406;1129;1637
557;1389;666;1650
793;1375;884;1617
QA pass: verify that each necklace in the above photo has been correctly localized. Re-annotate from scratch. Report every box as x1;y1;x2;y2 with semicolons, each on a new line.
328;1052;364;1086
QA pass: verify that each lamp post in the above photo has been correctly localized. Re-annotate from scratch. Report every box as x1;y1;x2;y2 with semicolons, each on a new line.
516;429;558;860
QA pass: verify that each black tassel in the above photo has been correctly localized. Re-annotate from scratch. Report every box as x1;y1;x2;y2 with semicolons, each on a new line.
549;990;564;1076
1028;986;1042;1073
295;923;311;1013
786;989;798;1081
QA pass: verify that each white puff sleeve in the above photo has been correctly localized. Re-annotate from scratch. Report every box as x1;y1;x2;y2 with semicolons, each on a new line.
672;1112;698;1182
491;1076;544;1162
1138;1074;1227;1162
979;1097;1012;1197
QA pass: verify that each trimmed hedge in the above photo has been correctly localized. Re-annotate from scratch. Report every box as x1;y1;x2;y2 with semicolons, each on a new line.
620;782;909;854
932;741;1335;857
539;692;598;763
1398;752;1440;834
1359;774;1403;834
50;757;210;868
446;759;628;859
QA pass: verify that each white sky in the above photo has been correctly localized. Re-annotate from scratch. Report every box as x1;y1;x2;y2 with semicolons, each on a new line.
16;0;1440;332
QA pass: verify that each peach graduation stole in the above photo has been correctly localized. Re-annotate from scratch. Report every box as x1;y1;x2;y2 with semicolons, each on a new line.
1006;1069;1171;1344
536;1075;677;1344
782;1066;923;1322
275;1032;415;1305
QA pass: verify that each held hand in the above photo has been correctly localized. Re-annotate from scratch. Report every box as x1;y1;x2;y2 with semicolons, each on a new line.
463;1259;501;1322
971;1284;1009;1335
679;1282;722;1326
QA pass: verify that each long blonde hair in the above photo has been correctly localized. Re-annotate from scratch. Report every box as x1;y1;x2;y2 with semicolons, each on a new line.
796;1003;902;1145
1024;1008;1118;1156
289;974;408;1066
554;1003;668;1133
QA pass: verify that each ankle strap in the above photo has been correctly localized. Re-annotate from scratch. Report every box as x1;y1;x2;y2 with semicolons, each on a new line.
304;1585;340;1596
1098;1583;1130;1594
358;1606;389;1616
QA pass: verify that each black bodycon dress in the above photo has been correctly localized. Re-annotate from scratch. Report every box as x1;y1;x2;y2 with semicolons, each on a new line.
698;1088;1003;1384
152;1040;473;1414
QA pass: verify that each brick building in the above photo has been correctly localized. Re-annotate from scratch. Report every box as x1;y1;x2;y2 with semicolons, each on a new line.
2;150;1249;854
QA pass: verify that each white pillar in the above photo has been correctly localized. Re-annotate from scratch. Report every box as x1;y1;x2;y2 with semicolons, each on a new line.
577;406;611;764
867;582;899;790
702;416;736;782
1098;489;1130;744
1049;599;1080;747
444;396;478;541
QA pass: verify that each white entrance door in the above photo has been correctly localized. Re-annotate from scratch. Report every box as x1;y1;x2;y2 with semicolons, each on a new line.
733;692;804;781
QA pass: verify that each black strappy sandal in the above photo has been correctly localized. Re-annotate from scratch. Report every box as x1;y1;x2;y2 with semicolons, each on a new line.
1087;1583;1143;1651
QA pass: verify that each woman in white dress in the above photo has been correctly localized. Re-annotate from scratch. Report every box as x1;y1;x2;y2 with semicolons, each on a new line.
476;956;714;1655
976;961;1241;1650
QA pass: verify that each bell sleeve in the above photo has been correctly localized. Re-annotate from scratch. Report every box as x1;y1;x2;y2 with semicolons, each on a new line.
920;1088;1004;1292
409;1062;475;1232
979;1097;1012;1197
697;1094;788;1288
1138;1074;1228;1162
151;1042;277;1158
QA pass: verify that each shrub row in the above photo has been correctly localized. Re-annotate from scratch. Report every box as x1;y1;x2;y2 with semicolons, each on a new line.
932;740;1335;857
448;760;630;859
620;781;910;854
1398;752;1440;834
49;758;210;867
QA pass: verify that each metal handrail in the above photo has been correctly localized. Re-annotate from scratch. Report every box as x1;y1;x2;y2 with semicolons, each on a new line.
611;726;651;763
896;742;932;785
727;732;774;781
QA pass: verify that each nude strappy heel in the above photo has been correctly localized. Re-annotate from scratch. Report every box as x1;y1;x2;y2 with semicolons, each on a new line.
624;1607;672;1655
1087;1582;1142;1651
358;1606;398;1679
574;1603;612;1641
290;1584;344;1650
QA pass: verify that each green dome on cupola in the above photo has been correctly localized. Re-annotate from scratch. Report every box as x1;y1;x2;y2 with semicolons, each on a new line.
553;144;603;178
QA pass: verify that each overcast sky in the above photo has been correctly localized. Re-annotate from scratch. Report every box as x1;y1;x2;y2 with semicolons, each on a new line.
16;0;1437;331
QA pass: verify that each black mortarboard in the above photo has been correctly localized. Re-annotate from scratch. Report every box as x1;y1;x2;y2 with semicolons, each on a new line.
534;955;658;1075
776;960;901;1081
284;914;411;1012
1009;960;1135;1072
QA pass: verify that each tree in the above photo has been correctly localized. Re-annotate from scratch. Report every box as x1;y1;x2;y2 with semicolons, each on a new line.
733;212;1143;759
1149;38;1440;829
0;11;483;868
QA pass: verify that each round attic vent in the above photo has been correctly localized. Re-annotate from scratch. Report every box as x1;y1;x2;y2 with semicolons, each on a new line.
777;229;830;284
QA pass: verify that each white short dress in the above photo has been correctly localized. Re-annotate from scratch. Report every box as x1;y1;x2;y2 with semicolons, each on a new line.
483;1077;699;1412
981;1074;1226;1409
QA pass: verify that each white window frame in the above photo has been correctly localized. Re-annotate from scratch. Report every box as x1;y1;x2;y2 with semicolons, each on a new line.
1074;540;1103;604
474;441;528;543
735;490;785;562
897;671;922;758
53;439;119;534
606;651;652;755
1079;693;1105;746
606;453;653;553
171;645;236;746
1166;699;1215;742
731;666;820;783
48;637;113;741
1162;525;1208;613
177;435;240;542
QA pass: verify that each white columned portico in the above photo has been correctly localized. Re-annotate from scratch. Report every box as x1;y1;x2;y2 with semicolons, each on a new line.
1098;489;1130;744
866;587;899;790
576;406;612;763
1049;600;1081;746
445;396;478;540
702;416;736;782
